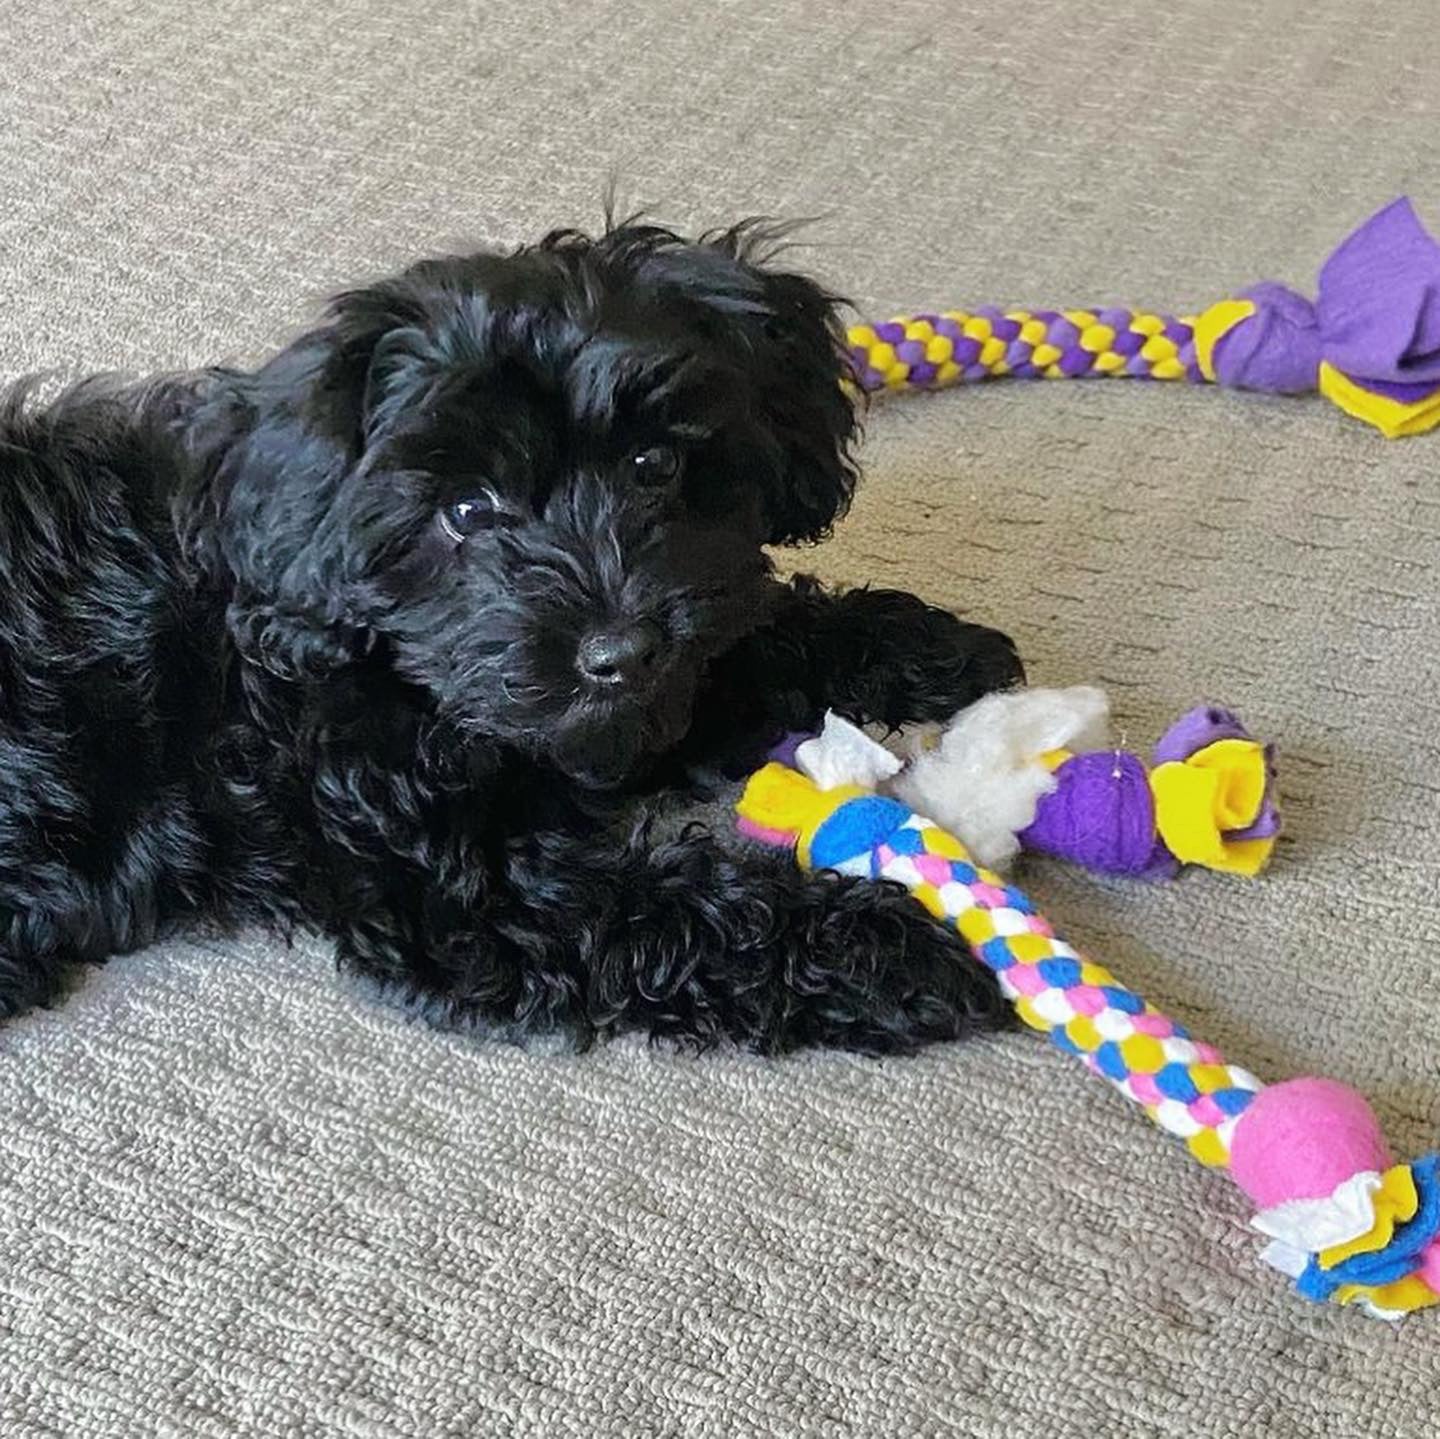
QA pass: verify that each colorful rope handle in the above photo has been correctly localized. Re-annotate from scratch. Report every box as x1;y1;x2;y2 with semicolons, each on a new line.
844;196;1440;439
737;762;1440;1319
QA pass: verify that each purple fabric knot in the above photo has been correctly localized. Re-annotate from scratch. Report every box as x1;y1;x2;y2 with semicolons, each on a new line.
1214;197;1440;397
766;731;812;768
1212;282;1321;394
1152;703;1250;764
1047;318;1081;350
1317;196;1440;388
1153;705;1280;843
1018;704;1279;878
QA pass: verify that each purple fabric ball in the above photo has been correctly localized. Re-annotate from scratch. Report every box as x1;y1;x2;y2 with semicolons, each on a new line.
1019;751;1171;877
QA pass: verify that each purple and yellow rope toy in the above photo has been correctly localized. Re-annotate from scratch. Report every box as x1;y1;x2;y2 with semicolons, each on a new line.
737;757;1440;1319
845;196;1440;438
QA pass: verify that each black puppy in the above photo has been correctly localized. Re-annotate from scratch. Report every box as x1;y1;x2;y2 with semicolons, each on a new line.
0;222;1023;1051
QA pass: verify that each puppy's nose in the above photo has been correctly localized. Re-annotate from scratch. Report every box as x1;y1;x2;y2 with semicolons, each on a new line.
576;622;662;687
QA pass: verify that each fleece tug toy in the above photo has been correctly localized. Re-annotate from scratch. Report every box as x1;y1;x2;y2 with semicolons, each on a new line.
845;195;1440;438
736;754;1440;1319
865;686;1279;880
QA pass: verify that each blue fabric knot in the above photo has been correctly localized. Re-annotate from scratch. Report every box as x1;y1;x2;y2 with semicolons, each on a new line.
1296;1154;1440;1302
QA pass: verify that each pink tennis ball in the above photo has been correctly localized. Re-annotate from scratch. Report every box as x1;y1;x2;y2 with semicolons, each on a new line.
1228;1077;1393;1207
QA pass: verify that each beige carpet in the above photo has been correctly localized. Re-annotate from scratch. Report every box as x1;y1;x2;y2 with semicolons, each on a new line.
3;1;1440;1434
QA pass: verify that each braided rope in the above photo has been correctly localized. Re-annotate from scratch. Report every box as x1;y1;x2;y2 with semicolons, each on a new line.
846;308;1203;394
737;768;1262;1166
738;761;1440;1315
831;199;1440;435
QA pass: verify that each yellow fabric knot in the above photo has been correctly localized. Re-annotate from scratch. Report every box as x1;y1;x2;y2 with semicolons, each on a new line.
1149;738;1275;876
1320;1164;1420;1269
735;764;862;868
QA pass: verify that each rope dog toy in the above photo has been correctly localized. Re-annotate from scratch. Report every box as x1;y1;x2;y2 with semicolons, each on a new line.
736;751;1440;1319
845;195;1440;438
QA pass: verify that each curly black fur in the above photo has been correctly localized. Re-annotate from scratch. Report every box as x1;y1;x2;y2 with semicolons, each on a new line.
0;222;1024;1053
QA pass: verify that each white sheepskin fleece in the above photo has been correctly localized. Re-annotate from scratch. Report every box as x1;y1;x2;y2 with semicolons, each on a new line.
889;686;1111;869
788;688;1114;871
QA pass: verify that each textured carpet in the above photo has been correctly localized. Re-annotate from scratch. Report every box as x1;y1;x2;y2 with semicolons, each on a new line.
3;1;1440;1434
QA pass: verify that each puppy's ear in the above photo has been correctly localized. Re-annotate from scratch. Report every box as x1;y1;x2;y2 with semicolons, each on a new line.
695;229;860;547
745;265;860;546
180;285;430;680
604;223;859;546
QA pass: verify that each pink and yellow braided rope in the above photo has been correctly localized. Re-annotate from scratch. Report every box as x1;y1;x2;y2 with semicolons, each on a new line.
737;763;1261;1166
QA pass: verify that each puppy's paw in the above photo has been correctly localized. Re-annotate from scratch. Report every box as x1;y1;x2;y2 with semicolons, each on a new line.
930;615;1026;714
782;875;1013;1052
833;589;1025;727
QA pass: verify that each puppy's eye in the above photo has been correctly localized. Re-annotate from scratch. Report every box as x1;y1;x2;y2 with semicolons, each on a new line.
631;444;683;486
440;493;498;542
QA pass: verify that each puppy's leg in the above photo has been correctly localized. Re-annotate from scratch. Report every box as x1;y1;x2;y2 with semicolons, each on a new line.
332;829;1008;1054
0;880;120;1020
768;575;1025;727
584;832;1010;1052
683;576;1024;777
